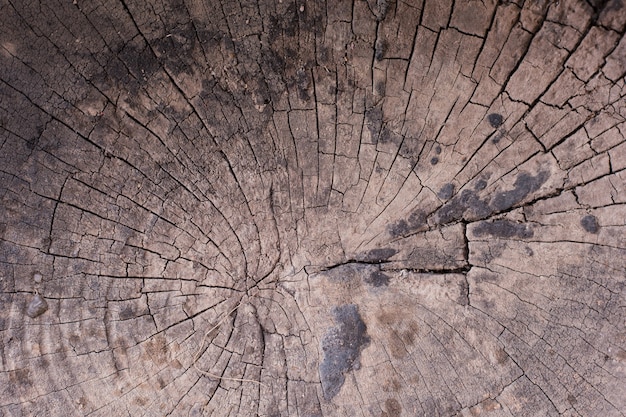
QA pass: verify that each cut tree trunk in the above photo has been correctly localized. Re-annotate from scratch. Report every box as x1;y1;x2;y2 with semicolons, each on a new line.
1;0;626;416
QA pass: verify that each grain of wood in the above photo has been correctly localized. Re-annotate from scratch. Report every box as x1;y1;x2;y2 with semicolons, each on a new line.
1;0;625;416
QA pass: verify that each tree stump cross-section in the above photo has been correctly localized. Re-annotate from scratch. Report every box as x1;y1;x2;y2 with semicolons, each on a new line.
1;0;626;416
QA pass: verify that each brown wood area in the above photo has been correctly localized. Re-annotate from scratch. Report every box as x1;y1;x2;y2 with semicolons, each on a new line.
1;0;626;415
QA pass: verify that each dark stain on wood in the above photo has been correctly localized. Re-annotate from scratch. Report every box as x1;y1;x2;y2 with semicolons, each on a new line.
525;245;534;256
458;279;470;306
119;306;136;320
435;189;492;224
475;178;488;191
438;183;455;200
320;304;370;400
473;220;534;239
365;106;384;143
375;39;387;61
581;214;600;233
487;113;504;128
115;40;160;84
380;128;402;145
358;248;398;262
382;398;402;416
389;210;427;237
324;264;366;289
495;348;509;364
436;171;549;224
375;81;386;96
373;0;390;21
491;171;550;212
365;270;391;287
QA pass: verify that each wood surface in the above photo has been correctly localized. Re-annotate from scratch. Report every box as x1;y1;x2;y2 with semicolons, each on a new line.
1;0;625;415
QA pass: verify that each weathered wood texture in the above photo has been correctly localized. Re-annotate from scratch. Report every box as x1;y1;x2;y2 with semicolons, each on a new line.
1;0;626;415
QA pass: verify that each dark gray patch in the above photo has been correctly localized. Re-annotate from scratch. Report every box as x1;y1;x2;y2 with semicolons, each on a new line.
435;145;442;154
487;113;504;128
95;38;161;97
389;210;426;237
474;273;499;284
324;263;367;286
380;128;392;143
475;179;488;191
398;137;422;163
117;41;160;82
459;279;469;306
152;24;198;76
323;263;391;291
119;306;136;320
380;127;402;145
320;304;370;400
375;39;386;61
373;0;389;21
473;220;534;239
581;215;600;234
375;81;386;96
389;219;410;237
438;183;455;200
364;270;390;287
365;106;383;143
430;156;439;165
358;248;398;262
491;171;550;212
492;133;502;144
435;189;491;225
408;210;426;229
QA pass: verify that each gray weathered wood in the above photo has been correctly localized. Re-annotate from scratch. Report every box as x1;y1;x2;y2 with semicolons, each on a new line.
1;0;625;415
